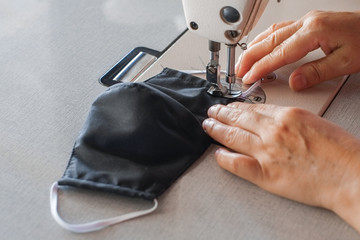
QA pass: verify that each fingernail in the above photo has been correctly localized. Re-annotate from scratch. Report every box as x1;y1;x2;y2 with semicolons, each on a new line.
292;74;308;91
242;72;250;83
202;118;214;132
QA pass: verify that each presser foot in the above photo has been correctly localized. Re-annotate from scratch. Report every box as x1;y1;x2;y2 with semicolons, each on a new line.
207;79;266;104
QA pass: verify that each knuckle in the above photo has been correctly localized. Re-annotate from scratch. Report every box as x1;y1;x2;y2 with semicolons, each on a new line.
284;107;305;118
226;104;260;126
208;104;222;118
270;108;296;138
227;110;242;124
222;127;254;150
337;53;353;70
223;127;239;147
276;107;302;123
266;21;289;35
268;43;288;64
305;10;322;18
306;53;352;84
268;23;280;33
306;62;323;82
263;32;278;47
303;10;327;30
268;124;286;143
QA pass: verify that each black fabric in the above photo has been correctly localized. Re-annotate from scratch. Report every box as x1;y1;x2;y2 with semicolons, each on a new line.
58;68;234;200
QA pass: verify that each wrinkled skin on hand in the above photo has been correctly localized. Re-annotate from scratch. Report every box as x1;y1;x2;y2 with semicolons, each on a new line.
236;10;360;91
202;102;360;232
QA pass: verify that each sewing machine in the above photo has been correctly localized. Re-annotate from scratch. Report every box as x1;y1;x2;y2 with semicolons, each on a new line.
100;0;347;115
182;0;269;99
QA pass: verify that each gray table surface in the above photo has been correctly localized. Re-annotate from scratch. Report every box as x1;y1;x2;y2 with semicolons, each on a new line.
1;0;359;239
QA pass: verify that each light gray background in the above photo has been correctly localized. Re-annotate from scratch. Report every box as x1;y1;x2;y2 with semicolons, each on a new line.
1;0;359;239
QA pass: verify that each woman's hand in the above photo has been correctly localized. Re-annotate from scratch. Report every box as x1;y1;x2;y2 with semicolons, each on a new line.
236;10;360;91
202;102;360;231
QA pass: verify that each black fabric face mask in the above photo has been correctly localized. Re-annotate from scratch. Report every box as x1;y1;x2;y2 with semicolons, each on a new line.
50;68;234;232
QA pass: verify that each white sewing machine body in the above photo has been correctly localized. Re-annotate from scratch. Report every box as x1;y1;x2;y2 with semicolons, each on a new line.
135;0;348;115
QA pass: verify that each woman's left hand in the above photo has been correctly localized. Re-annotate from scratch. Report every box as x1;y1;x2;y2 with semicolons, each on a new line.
202;102;360;231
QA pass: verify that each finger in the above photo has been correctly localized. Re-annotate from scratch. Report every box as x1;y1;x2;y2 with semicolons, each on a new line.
215;148;263;184
247;21;295;48
226;101;279;117
202;118;260;155
207;104;262;136
236;21;295;74
237;22;300;79
208;103;277;130
289;47;356;91
241;29;321;84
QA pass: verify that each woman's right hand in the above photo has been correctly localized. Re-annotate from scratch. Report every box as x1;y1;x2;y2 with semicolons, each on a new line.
236;10;360;91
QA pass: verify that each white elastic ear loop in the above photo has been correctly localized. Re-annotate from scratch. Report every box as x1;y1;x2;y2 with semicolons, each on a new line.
50;182;158;233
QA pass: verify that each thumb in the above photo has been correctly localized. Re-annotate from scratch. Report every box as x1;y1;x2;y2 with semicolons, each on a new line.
289;52;346;91
215;148;262;185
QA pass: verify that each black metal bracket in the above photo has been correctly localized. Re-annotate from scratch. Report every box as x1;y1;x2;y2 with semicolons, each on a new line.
99;47;161;87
